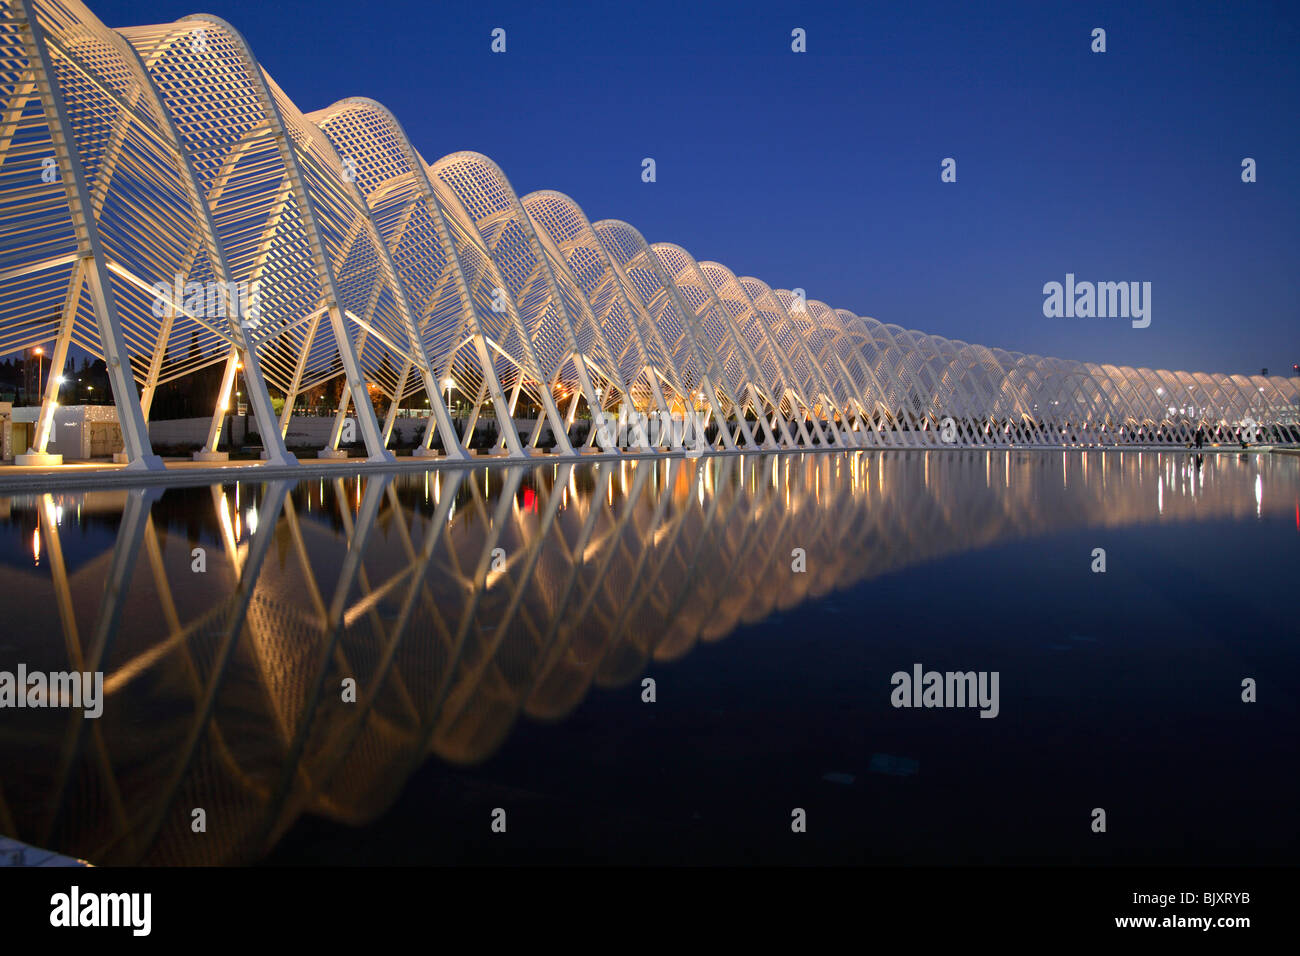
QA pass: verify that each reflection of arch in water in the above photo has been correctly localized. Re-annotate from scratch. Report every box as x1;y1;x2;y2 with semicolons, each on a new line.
0;449;1294;863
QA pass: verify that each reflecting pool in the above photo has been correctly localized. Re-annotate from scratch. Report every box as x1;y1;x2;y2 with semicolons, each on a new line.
0;449;1296;865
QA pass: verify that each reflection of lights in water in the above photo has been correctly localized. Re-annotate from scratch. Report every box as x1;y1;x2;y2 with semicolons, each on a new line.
55;504;63;524
217;491;236;552
5;448;1297;861
1158;475;1163;514
32;528;40;566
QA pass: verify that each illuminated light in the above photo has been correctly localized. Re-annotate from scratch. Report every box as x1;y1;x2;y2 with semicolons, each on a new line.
32;528;40;565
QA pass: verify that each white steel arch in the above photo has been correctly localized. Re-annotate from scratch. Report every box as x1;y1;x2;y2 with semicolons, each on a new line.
2;0;1296;469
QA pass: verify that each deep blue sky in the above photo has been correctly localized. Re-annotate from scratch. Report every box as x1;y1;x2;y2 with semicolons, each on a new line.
91;0;1298;377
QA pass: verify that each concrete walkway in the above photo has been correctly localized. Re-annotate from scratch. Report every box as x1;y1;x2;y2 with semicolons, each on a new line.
0;835;89;867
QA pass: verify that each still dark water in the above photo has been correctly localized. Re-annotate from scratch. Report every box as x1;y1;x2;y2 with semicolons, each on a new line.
0;450;1296;865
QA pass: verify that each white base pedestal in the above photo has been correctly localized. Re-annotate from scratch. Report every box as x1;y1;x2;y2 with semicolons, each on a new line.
15;451;62;466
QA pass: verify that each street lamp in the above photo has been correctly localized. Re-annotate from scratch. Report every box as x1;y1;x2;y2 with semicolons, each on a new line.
33;346;43;402
442;377;456;415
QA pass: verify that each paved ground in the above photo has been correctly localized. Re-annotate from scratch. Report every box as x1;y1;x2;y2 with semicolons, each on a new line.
0;448;566;493
0;835;89;867
0;445;710;492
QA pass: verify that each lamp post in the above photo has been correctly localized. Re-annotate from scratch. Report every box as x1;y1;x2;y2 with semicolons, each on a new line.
33;346;43;403
443;377;455;417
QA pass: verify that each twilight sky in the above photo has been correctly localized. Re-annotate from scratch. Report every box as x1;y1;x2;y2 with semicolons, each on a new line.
90;0;1298;377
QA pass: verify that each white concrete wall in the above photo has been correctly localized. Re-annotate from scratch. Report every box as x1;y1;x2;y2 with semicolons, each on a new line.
147;416;213;447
